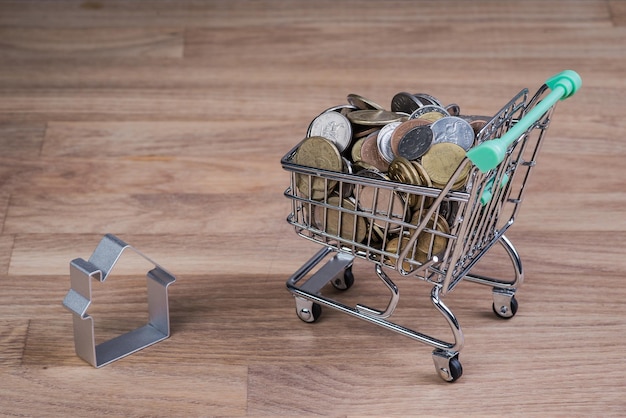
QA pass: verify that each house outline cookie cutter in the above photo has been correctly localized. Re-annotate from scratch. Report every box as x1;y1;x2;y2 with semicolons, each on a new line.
63;234;176;367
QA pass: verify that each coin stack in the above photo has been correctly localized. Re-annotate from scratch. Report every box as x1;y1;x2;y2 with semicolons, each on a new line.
293;92;490;265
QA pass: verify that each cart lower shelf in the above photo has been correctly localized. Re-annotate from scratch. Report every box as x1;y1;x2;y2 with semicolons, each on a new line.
286;234;522;383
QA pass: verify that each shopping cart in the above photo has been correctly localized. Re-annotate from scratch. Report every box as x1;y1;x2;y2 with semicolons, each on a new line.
281;70;581;382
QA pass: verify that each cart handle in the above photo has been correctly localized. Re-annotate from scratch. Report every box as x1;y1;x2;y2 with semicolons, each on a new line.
466;70;581;173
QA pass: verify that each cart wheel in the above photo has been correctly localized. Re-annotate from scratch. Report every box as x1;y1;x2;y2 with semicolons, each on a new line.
492;295;518;319
447;357;463;382
331;267;355;291
432;350;463;382
296;300;322;323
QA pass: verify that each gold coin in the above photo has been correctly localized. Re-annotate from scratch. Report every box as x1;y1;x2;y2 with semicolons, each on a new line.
411;161;434;208
412;161;432;187
351;137;366;163
384;235;414;271
421;142;470;188
294;136;342;199
410;210;450;257
416;111;446;123
347;109;405;126
313;195;367;243
347;94;384;110
352;160;379;173
388;157;423;208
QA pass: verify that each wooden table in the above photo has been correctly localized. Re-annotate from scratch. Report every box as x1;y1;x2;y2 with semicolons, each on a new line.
1;1;625;415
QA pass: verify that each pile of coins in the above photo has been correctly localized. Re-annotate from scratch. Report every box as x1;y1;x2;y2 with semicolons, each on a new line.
293;92;489;264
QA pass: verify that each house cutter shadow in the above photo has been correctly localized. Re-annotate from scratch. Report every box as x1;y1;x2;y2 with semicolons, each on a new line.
62;234;176;367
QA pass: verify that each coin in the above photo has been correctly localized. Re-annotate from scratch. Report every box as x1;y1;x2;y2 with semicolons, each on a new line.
445;103;461;116
352;160;380;173
351;136;366;163
319;104;358;115
396;125;433;161
307;111;353;152
430;116;475;151
384;235;415;271
412;161;432;188
353;125;380;140
388;157;423;208
409;105;450;122
313;195;367;243
294;136;342;199
410;210;450;257
421;142;470;188
359;130;390;172
414;93;444;108
389;119;431;158
469;119;489;137
411;161;434;208
355;169;407;233
347;94;384;110
389;157;420;184
347;109;405;126
377;121;402;163
340;157;355;198
391;92;424;114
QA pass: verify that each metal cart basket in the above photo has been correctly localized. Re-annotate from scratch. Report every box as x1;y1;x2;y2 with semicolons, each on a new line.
281;71;581;382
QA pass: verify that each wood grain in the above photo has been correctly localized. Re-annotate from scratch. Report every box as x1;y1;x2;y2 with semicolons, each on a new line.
1;0;625;416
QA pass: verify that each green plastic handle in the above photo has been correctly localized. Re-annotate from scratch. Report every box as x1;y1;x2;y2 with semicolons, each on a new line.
466;70;581;173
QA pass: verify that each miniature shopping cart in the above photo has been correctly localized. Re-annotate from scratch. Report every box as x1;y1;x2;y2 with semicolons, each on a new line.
281;70;581;382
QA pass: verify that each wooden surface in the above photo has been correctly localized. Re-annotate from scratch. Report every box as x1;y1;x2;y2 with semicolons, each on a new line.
1;0;625;416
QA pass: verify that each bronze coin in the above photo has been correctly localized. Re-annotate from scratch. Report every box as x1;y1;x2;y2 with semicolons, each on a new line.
359;131;390;172
313;195;367;243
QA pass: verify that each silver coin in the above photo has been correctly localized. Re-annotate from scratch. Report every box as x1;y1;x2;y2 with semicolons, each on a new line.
414;93;444;108
391;92;424;114
319;104;358;115
397;125;433;160
408;105;450;120
430;116;475;151
376;121;402;163
307;111;353;152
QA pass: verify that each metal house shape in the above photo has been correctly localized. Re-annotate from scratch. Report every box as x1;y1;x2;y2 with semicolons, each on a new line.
63;234;176;367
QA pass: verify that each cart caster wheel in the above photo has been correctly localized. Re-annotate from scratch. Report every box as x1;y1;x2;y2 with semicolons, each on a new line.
492;293;518;319
295;298;322;323
432;350;463;382
331;267;354;291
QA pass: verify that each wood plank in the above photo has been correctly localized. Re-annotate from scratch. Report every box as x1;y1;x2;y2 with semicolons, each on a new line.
0;28;183;59
2;362;248;416
609;0;626;26
0;320;28;367
0;234;13;274
0;1;611;29
0;122;46;157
